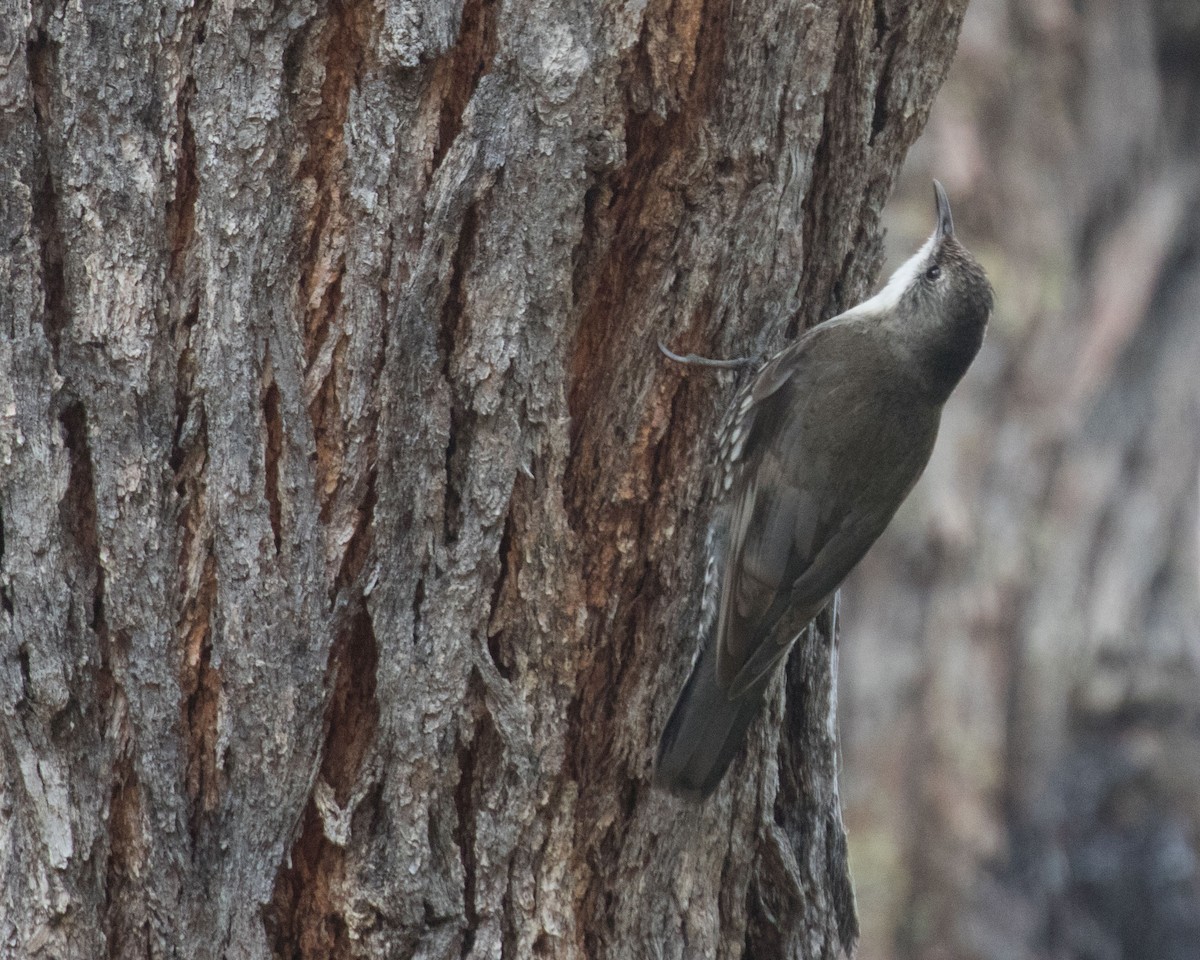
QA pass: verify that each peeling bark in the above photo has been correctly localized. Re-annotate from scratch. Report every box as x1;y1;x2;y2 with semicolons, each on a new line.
0;0;965;957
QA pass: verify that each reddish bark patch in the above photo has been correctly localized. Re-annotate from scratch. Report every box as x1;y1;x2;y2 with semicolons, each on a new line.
267;800;351;960
296;2;371;352
561;0;733;952
567;0;730;473
266;606;380;959
104;757;148;959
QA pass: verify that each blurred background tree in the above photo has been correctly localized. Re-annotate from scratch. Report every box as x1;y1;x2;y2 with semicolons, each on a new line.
840;1;1200;958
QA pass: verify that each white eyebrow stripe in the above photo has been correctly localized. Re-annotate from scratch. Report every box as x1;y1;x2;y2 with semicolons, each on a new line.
838;230;937;320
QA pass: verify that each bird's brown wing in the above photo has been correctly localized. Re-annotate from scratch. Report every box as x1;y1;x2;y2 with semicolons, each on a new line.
714;326;938;695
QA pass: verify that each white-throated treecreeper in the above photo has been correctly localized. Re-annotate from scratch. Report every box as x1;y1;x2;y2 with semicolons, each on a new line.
656;181;994;799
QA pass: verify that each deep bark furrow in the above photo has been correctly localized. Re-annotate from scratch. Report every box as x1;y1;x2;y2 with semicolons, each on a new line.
431;0;499;176
484;505;518;679
0;507;10;614
57;403;103;627
453;718;481;957
168;79;200;282
265;800;353;959
181;553;220;827
321;607;381;802
103;759;145;960
31;166;66;361
261;365;285;555
264;604;379;958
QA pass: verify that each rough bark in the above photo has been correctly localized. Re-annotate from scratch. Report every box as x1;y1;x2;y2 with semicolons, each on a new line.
1;1;964;957
841;1;1200;958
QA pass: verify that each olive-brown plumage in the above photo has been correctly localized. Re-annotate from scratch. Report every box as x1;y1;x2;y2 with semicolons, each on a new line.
656;182;994;798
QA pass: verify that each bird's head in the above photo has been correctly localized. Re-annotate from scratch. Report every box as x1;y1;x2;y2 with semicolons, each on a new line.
910;181;994;337
850;181;994;393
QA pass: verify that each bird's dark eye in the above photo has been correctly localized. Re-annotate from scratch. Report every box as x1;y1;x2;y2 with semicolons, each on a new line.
925;265;942;281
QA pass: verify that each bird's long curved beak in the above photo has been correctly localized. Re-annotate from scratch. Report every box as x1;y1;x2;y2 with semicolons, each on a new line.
933;180;955;239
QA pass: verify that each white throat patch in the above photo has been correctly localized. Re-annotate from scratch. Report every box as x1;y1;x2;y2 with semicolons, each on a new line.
839;231;937;321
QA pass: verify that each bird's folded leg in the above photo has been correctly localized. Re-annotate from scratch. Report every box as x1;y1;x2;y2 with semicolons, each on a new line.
658;339;758;370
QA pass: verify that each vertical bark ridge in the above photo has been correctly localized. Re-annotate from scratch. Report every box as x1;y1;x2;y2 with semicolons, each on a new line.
798;0;966;336
332;468;377;594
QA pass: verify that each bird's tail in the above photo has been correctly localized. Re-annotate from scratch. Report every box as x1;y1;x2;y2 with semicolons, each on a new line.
654;638;770;799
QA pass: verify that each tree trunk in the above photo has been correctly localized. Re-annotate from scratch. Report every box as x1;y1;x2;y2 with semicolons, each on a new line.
1;1;964;957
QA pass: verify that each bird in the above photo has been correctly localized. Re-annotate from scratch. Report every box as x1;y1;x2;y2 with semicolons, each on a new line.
655;180;994;799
